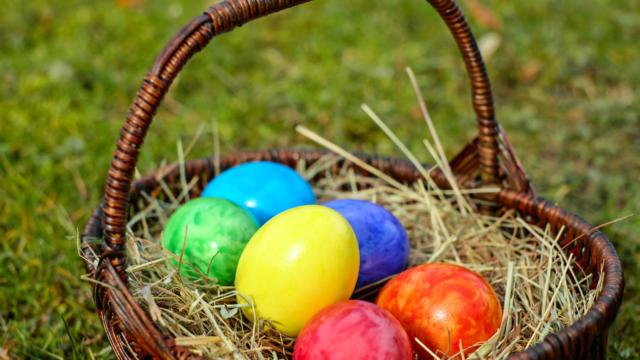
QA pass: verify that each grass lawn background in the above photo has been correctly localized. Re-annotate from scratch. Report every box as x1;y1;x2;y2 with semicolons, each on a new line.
1;0;638;358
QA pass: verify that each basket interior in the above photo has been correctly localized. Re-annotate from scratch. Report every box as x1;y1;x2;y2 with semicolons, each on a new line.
86;150;615;359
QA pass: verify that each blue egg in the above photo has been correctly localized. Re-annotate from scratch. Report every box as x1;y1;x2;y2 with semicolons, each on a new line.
202;161;316;224
323;199;409;288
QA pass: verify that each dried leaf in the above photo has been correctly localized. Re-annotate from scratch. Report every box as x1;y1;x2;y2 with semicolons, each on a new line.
219;305;239;319
116;0;140;9
519;60;543;82
478;32;502;62
464;0;503;31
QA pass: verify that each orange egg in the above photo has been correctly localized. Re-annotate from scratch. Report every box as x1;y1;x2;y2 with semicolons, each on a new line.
376;263;502;359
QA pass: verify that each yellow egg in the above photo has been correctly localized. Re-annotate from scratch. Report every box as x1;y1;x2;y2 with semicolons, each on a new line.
235;205;359;336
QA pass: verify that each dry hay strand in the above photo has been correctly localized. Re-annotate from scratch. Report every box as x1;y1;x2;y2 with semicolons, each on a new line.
106;68;603;359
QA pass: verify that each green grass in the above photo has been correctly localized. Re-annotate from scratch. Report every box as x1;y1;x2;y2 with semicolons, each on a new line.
1;0;638;358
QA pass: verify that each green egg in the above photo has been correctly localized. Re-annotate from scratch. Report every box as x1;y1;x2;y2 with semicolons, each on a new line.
162;197;259;285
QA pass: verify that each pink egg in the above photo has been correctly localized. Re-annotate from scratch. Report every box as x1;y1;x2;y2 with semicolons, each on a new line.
293;300;413;360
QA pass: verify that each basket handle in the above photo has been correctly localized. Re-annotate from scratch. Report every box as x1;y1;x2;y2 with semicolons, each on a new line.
100;0;503;275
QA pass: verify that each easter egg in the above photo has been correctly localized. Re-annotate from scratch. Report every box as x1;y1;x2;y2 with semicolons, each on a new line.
324;199;409;288
201;161;316;224
162;197;258;285
293;300;413;360
235;205;359;336
376;263;502;359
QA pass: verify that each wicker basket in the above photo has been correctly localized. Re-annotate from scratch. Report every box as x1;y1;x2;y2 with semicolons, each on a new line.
80;0;624;359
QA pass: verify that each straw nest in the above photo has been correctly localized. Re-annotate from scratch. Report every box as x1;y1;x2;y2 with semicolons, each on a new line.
113;69;603;359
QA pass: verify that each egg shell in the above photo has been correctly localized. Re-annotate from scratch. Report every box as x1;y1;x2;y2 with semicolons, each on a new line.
376;263;502;359
235;205;359;336
162;197;259;285
293;300;413;360
323;199;409;288
201;161;316;224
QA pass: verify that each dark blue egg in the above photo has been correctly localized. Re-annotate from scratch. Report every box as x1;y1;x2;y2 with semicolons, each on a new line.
201;161;316;224
323;199;409;288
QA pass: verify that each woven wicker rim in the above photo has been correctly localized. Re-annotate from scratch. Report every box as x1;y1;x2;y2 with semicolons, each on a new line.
80;1;624;359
